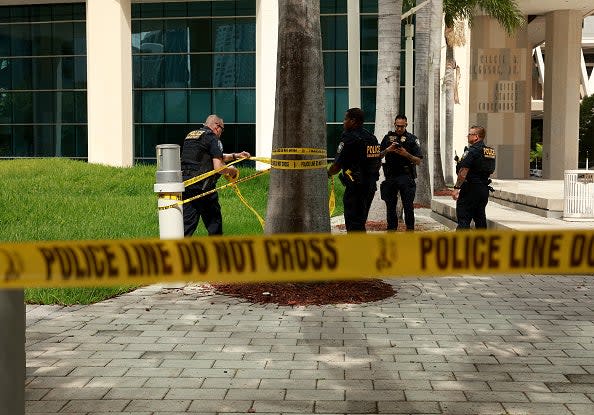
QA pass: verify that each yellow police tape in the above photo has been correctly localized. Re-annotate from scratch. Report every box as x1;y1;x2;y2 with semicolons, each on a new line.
271;147;327;156
1;228;593;288
251;157;328;170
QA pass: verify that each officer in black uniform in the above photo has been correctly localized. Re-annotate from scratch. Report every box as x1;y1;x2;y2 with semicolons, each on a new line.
181;114;250;236
379;114;423;231
452;125;496;230
328;108;381;232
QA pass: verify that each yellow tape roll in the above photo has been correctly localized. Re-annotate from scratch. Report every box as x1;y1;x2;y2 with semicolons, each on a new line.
1;229;593;288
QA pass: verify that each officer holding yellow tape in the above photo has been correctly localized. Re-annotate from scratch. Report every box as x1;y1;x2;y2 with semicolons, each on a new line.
181;114;250;236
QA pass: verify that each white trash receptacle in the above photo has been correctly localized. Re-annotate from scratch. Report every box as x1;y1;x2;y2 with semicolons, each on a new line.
563;170;594;221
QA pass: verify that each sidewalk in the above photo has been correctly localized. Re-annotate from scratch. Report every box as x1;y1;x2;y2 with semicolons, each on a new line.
25;193;594;415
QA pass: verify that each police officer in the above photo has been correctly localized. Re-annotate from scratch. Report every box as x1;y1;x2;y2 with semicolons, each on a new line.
328;108;381;232
452;125;496;229
379;114;423;231
181;114;251;236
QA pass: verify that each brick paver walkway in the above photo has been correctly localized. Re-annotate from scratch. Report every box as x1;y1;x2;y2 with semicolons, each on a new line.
26;273;594;415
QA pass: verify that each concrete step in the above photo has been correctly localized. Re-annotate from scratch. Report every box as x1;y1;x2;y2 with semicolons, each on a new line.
431;196;594;231
489;179;564;218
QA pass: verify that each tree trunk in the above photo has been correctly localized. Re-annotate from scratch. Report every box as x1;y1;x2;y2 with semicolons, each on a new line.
412;0;431;206
265;0;330;234
431;0;446;192
443;45;455;185
373;0;403;137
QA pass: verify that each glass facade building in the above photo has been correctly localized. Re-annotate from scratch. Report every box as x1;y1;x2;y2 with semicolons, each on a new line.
0;0;388;162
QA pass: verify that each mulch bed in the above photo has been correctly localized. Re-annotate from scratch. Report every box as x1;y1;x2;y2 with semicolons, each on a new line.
210;279;395;306
211;202;453;306
434;188;455;197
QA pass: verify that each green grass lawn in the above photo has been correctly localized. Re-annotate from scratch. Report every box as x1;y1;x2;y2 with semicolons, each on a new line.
0;158;343;304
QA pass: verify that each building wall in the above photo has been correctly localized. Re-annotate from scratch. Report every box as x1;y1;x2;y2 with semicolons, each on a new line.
468;15;531;179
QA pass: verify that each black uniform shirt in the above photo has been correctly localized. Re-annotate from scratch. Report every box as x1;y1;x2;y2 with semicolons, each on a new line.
380;131;423;177
457;140;493;183
181;126;224;191
334;127;367;180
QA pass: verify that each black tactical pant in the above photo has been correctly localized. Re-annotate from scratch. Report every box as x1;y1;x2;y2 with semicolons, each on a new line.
343;182;368;232
381;174;416;230
456;182;489;230
183;188;223;237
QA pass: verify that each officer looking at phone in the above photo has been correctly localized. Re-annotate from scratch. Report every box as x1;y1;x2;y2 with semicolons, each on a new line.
379;114;423;231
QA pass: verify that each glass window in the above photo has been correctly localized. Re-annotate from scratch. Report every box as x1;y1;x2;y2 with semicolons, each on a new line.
33;125;55;156
0;125;11;157
361;88;377;122
325;89;335;123
53;22;74;55
141;55;164;88
0;59;11;90
59;124;76;157
236;0;256;16
13;126;33;156
12;92;32;123
213;19;236;52
52;4;74;21
235;18;255;51
187;2;212;17
212;1;237;16
73;22;85;54
139;20;164;52
0;91;11;123
164;3;187;17
74;91;86;123
164;19;188;53
360;15;378;50
213;53;235;87
321;0;344;14
188;19;211;52
164;54;189;87
72;4;85;21
59;91;74;123
236;53;255;87
213;89;235;122
0;26;10;55
324;52;348;87
75;125;87;157
190;54;212;88
11;25;32;56
32;57;54;89
57;57;74;89
11;58;32;90
140;3;163;19
236;89;255;123
165;90;187;123
189;90;211;123
31;23;52;55
361;51;377;86
142;91;164;123
32;91;54;123
335;88;348;121
74;56;86;89
360;0;378;14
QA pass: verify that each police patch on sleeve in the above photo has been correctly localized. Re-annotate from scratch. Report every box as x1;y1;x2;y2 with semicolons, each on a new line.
336;142;344;155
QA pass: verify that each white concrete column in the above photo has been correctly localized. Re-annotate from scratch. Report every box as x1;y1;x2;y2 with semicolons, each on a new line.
86;0;133;167
255;0;278;169
542;10;582;179
347;0;360;107
404;23;414;125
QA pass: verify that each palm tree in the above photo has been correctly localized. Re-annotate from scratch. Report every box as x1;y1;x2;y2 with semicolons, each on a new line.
264;0;330;234
412;0;436;206
431;0;446;192
374;0;403;137
442;0;525;183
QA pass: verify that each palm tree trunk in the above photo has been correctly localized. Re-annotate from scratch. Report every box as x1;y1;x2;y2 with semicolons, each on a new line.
431;0;446;192
264;0;330;234
412;0;432;206
443;44;455;185
373;0;403;137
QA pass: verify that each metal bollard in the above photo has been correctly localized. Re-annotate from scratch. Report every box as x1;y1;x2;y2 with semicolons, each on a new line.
0;289;25;415
154;144;185;239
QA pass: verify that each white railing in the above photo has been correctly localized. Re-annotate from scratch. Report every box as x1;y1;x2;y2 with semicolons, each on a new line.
564;170;594;221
